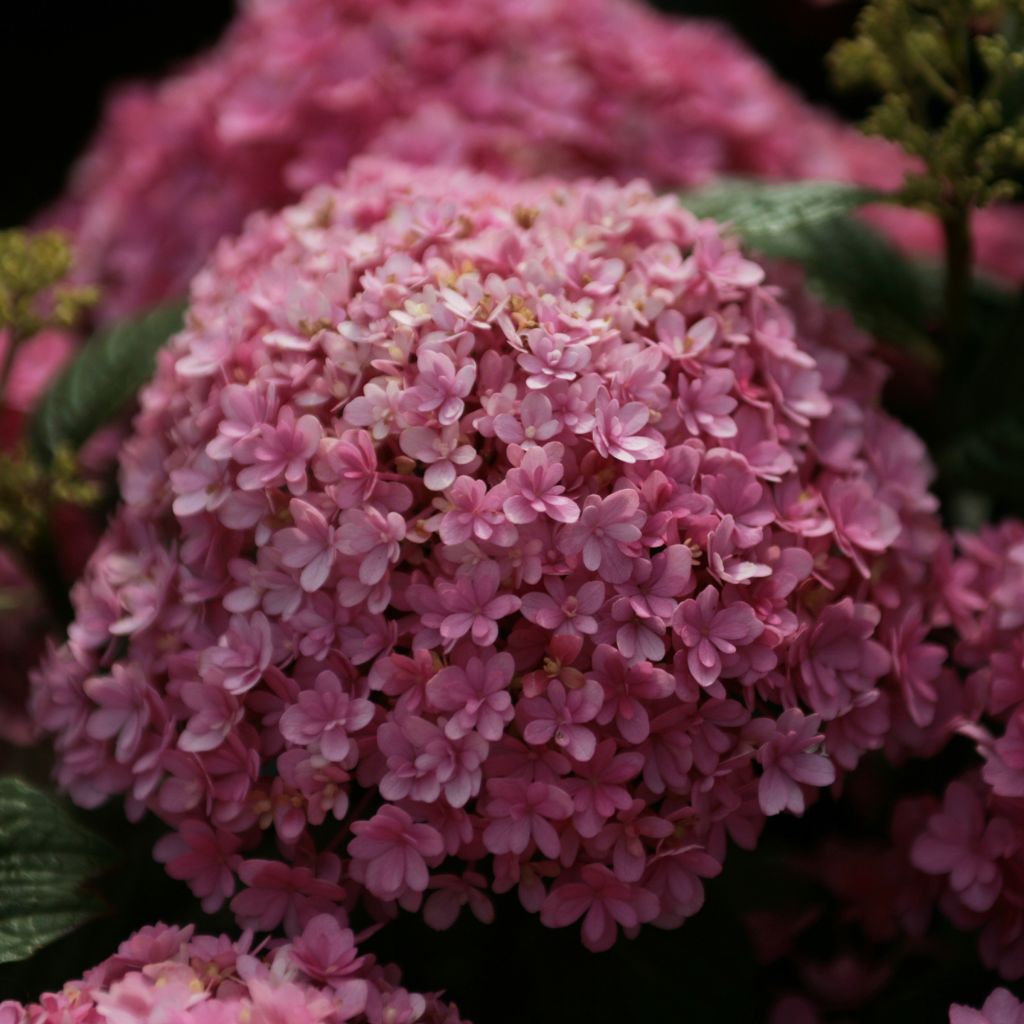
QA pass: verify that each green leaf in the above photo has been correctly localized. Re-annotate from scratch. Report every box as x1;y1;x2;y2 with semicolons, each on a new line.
682;179;880;239
29;300;186;462
0;778;115;964
681;180;936;359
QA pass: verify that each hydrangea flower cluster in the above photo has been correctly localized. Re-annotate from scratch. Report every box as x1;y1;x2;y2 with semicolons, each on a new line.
46;0;949;324
33;159;948;951
900;521;1024;980
0;919;467;1024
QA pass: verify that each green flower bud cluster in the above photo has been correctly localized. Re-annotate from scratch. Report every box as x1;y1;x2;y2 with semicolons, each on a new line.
831;0;1024;216
0;229;97;340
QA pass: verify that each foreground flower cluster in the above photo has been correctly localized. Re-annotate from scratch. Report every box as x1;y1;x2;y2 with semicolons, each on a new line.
0;919;465;1024
31;158;952;951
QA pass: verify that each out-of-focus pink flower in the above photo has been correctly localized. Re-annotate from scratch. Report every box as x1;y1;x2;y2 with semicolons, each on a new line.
349;805;444;901
912;782;1018;914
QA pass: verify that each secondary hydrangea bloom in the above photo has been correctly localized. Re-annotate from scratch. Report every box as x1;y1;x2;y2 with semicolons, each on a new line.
33;159;948;951
787;520;1024;984
47;0;979;324
0;918;467;1024
898;521;1024;980
46;0;1024;332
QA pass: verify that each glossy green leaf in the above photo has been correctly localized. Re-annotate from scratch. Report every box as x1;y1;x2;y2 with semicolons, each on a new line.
0;778;115;964
682;179;880;239
29;300;186;462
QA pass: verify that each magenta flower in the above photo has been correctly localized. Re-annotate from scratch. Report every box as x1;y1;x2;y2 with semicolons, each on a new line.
406;348;476;426
540;864;659;952
591;645;674;744
83;665;155;764
565;739;644;837
518;331;592;389
825;477;902;577
521;577;606;638
794;598;891;721
230;859;345;934
677;368;738;438
502;446;580;525
423;871;495;931
426;652;515;741
482;778;573;858
274;498;343;592
289;913;367;986
672;587;763;690
337;506;405;585
279;671;374;762
0;922;465;1022
399;424;475;491
348;805;444;901
747;708;836;816
519;678;604;762
199;612;274;695
984;713;1024;798
236;406;322;495
34;161;948;951
615;544;693;621
153;820;242;913
592;387;665;463
439;477;513;546
377;714;487;808
314;428;378;509
912;782;1018;913
560;490;645;585
493;391;561;448
435;561;521;648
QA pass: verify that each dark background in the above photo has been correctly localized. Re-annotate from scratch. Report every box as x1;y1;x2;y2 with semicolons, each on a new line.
0;0;864;228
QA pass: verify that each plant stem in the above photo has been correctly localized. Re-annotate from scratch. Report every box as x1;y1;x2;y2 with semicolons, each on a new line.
941;205;973;362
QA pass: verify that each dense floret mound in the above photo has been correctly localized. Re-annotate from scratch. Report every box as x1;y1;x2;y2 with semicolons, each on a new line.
33;160;948;951
47;0;919;322
0;919;467;1024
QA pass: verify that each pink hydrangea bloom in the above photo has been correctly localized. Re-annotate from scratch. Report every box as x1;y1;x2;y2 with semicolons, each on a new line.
1;920;467;1024
34;161;947;951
